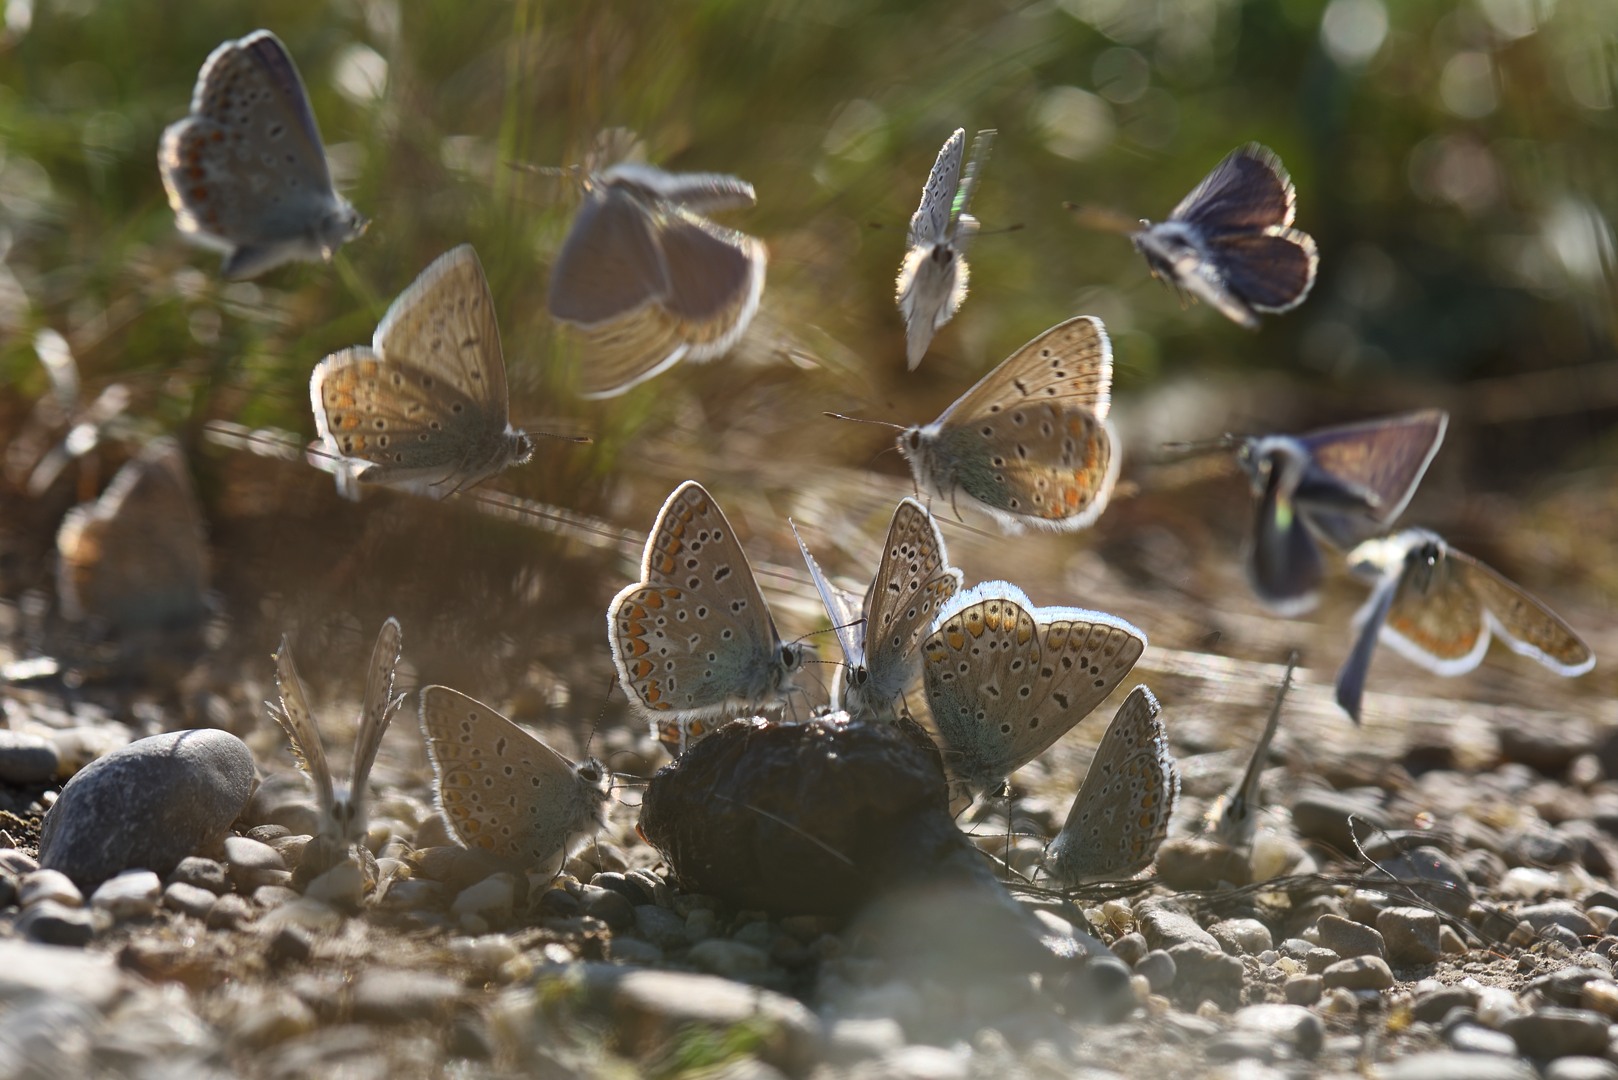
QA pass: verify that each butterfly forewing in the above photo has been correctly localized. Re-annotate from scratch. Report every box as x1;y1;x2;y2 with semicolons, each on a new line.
1452;549;1595;675
862;500;963;699
270;636;336;818
419;685;609;870
1171;144;1296;233
1209;657;1294;849
791;521;867;675
374;245;508;411
1295;410;1447;548
911;128;965;246
943;316;1113;422
548;187;672;327
1380;544;1490;675
1044;685;1178;885
350;617;405;798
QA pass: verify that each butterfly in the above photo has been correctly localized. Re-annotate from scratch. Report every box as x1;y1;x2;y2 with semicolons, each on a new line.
896;128;995;370
1228;409;1448;615
1205;653;1295;853
1042;685;1179;886
267;618;407;853
608;481;810;751
1335;529;1595;723
898;315;1118;533
419;685;611;875
548;163;766;399
56;437;211;641
310;244;538;498
159;30;367;280
792;498;963;720
1110;144;1317;329
919;580;1148;795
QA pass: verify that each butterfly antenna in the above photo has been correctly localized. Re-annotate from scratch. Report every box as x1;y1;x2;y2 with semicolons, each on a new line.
711;793;855;868
824;411;906;431
1157;433;1239;463
1062;203;1143;237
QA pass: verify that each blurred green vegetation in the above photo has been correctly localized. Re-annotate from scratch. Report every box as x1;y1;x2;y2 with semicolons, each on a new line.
0;0;1615;500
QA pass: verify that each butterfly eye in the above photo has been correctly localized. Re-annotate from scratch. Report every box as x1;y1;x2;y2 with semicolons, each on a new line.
578;762;603;784
903;431;922;452
780;645;799;670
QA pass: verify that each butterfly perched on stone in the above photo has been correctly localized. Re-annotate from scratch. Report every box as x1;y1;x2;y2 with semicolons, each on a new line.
419;685;611;875
1227;410;1448;615
548;163;766;399
896;128;995;370
919;580;1147;796
159;29;367;280
898;315;1118;533
1205;653;1295;854
1043;685;1179;886
793;498;963;721
608;481;810;752
1070;144;1316;329
267;618;407;877
1335;529;1595;723
310;245;544;498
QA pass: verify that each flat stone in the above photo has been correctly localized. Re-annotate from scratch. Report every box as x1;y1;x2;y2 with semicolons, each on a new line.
167;856;230;895
1316;914;1385;959
0;850;38;876
687;939;772;980
0;730;61;784
1138;901;1220;952
1413;984;1478;1022
1154;836;1250;889
825;1017;906;1065
1321;955;1393;991
572;884;634;931
1111;932;1147;967
1203;1033;1278;1063
19;868;83;908
89;870;162;921
1304;947;1340;974
1502;1007;1611;1059
1232;1003;1324;1058
632;905;688;951
1284;974;1323;1005
38;729;255;891
1378;906;1442;965
1166;944;1243;1008
1373;846;1474;917
0;940;128;1010
1291;789;1391;851
1380;1052;1536;1080
1446;1021;1518;1055
224;835;286;873
16;900;96;946
351;968;465;1023
452;873;515;932
1133;949;1176;994
1503;828;1578;868
1518;901;1597;939
206;893;254;930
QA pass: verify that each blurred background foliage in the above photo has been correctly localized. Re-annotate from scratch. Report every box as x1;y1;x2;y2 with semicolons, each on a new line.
0;0;1614;716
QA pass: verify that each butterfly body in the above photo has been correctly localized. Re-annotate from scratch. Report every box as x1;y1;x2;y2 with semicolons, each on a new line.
1335;529;1595;722
1129;145;1317;329
311;245;535;497
549;165;766;399
920;581;1147;795
898;316;1118;533
159;30;366;280
419;686;611;874
896;129;993;369
609;482;808;746
1043;685;1179;886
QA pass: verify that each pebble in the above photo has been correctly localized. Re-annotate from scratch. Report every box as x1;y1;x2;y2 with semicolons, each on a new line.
1378;906;1443;965
1413;984;1479;1022
687;939;771;980
1545;1059;1618;1080
452;873;515;933
825;1017;907;1065
1498;721;1593;775
206;893;255;930
1380;1052;1537;1080
1580;979;1618;1018
1519;901;1597;938
302;860;366;909
1153;836;1250;890
1165;944;1243;1007
610;938;665;966
16;899;96;946
37;729;255;890
0;729;61;784
1440;924;1469;954
1111;932;1148;967
1375;846;1475;916
1138;901;1220;952
1134;950;1177;994
0;939;127;1009
1447;1021;1519;1055
1203;1033;1277;1063
1502;1007;1611;1059
167;856;230;895
89;870;162;921
1315;914;1386;959
1503;828;1579;869
1290;789;1391;851
163;881;218;920
1304;948;1340;975
1321;955;1393;991
1209;918;1272;956
572;884;634;931
1284;974;1323;1005
632;905;689;951
1232;1003;1324;1058
351;968;465;1023
19;869;83;908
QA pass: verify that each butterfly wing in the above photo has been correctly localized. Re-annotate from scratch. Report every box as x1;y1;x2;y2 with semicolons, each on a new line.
940;316;1113;422
348;616;405;800
1335;568;1399;725
1451;550;1595;676
1208;230;1318;313
1209;656;1294;848
373;245;509;414
1296;410;1448;549
1170;144;1296;233
608;482;793;724
909;129;965;247
548;185;672;328
1044;685;1179;885
602;162;758;215
790;521;865;671
859;499;963;709
419;686;610;871
56;438;210;632
1246;445;1327;615
896;244;969;370
1378;538;1491;677
568;306;692;400
928;403;1119;533
269;635;336;821
921;582;1147;792
655;211;766;359
952;129;995;237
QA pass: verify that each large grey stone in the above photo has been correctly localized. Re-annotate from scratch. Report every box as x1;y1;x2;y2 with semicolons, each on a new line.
38;729;255;890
